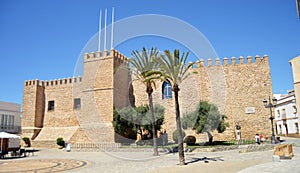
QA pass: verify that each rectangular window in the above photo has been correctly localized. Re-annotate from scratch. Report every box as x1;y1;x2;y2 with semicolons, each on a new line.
74;98;81;109
279;125;282;134
295;123;299;134
277;110;280;117
8;115;14;130
48;100;55;111
281;109;286;119
0;114;4;129
293;105;297;114
4;114;7;127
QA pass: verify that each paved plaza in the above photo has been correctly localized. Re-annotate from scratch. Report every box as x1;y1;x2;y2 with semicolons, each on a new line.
0;137;299;173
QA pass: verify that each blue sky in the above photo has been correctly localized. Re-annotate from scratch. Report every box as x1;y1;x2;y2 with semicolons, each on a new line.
0;0;300;105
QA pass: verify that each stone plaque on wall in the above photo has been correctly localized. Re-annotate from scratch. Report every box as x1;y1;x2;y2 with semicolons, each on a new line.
245;107;255;114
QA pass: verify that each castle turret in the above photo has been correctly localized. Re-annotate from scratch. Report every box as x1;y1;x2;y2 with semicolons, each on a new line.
22;80;45;140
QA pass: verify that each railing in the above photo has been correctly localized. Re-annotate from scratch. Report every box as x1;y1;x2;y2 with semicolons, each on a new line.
281;113;287;119
71;142;121;151
0;125;21;134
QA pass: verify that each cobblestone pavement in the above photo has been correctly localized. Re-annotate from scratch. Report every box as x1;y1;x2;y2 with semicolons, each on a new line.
0;137;299;173
238;136;300;173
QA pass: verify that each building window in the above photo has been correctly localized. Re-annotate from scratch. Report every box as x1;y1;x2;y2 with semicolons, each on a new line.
293;105;297;114
281;109;286;119
278;125;282;134
295;123;299;134
8;115;14;130
74;98;81;109
0;114;14;130
277;110;280;117
48;100;55;111
0;114;5;129
162;81;172;99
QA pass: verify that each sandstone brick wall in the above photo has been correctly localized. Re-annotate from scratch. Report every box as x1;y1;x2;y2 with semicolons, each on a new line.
113;57;131;109
132;55;273;141
43;79;80;127
22;80;45;139
21;50;128;145
22;50;274;146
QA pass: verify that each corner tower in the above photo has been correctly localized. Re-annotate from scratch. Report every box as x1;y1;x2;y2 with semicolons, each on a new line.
77;49;130;143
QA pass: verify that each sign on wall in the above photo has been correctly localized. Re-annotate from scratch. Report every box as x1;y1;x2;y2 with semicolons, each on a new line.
245;107;255;114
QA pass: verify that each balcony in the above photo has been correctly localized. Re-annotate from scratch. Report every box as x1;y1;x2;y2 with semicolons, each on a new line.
281;113;287;120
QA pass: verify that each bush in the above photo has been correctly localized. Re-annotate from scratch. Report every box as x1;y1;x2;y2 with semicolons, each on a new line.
184;135;196;145
56;137;65;147
22;137;31;147
172;129;186;143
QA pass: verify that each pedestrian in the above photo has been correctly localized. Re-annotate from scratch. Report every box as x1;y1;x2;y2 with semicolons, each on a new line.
255;134;260;144
259;134;264;144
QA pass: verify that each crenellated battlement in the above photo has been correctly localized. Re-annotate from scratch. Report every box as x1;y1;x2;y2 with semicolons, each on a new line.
24;77;82;87
84;49;128;63
195;54;268;68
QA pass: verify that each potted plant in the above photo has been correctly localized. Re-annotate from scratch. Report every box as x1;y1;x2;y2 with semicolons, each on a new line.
22;137;31;147
56;137;65;149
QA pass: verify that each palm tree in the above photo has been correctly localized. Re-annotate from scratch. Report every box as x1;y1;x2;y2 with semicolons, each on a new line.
129;47;162;156
156;49;195;165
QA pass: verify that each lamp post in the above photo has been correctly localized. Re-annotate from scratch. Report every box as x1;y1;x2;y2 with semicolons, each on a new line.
263;96;277;144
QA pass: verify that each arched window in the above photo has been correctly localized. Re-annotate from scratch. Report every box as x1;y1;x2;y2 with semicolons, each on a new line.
162;81;172;99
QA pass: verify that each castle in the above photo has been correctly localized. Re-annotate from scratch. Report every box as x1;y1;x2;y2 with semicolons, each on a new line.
21;48;273;147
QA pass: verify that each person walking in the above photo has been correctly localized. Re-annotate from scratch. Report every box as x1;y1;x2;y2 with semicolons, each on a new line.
255;134;260;145
259;134;264;144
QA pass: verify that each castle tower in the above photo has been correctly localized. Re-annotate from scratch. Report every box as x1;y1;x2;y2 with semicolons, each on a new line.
22;80;45;140
79;49;130;143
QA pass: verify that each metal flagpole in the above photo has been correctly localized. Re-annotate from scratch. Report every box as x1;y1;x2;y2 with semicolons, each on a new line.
110;7;114;50
104;8;107;51
98;10;102;52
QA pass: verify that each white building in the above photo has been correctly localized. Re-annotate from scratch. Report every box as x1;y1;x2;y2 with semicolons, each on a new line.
274;90;299;136
0;101;21;134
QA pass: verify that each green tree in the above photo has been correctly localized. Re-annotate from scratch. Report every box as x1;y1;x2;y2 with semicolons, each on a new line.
182;101;229;143
113;107;136;140
156;49;195;165
129;47;163;156
112;104;165;144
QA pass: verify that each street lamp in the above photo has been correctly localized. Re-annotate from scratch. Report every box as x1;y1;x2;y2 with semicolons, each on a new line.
263;96;277;144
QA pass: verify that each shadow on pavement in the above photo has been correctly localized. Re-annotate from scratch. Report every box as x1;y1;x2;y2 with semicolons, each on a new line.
186;156;224;165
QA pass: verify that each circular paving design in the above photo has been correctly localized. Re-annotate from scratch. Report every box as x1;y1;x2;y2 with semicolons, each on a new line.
0;159;89;173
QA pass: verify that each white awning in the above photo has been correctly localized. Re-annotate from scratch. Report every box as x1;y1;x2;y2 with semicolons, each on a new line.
0;132;20;139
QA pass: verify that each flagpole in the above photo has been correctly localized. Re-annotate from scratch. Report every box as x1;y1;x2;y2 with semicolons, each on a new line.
111;7;114;50
104;8;107;51
98;10;102;52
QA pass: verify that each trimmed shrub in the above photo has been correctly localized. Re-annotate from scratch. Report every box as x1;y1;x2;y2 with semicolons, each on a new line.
22;137;31;147
56;137;65;147
172;129;186;143
184;135;196;145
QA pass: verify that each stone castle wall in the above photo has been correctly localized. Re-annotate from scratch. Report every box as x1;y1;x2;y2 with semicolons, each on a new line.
22;49;273;146
132;55;273;141
22;49;131;146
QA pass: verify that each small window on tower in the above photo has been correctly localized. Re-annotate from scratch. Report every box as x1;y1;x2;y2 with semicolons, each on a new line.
48;100;55;111
162;81;172;99
74;98;81;109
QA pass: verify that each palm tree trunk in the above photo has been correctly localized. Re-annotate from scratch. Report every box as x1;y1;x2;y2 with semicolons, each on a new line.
174;89;185;165
207;131;213;143
148;92;159;156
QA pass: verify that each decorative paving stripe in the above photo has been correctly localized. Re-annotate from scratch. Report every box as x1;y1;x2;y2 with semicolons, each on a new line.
0;159;89;173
